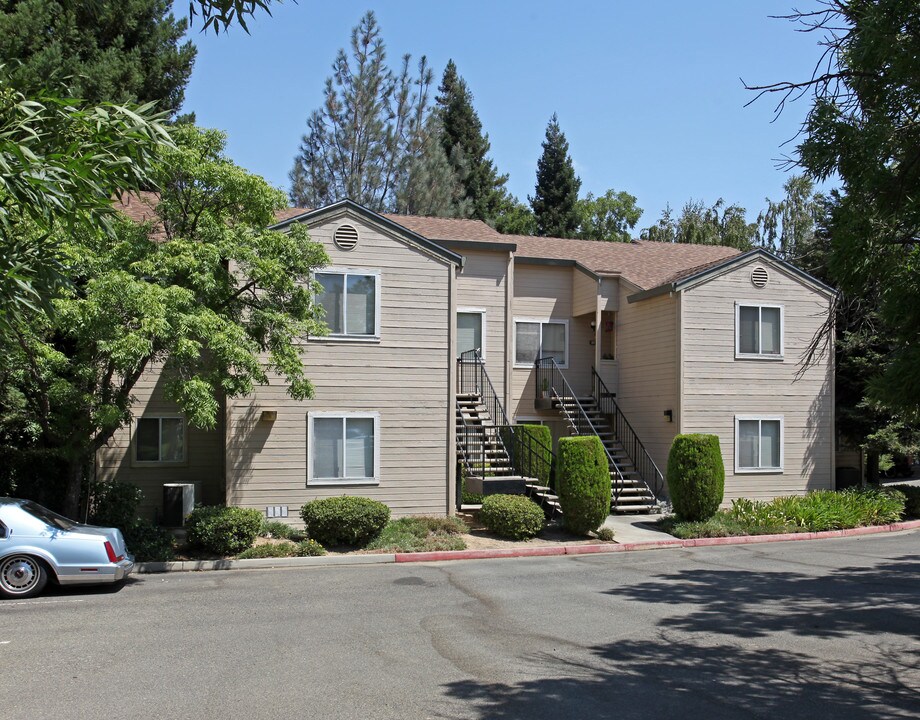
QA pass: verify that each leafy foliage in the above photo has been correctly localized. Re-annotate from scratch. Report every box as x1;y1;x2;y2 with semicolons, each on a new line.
666;434;725;522
189;0;283;34
289;12;439;213
124;519;175;562
888;485;920;519
0;1;196;115
662;487;907;538
557;436;611;535
0;125;328;517
236;538;326;558
530;114;581;238
480;494;544;540
365;515;468;552
641;199;756;250
87;480;144;530
186;505;263;555
299;496;390;547
515;424;554;488
259;520;296;539
575;189;643;242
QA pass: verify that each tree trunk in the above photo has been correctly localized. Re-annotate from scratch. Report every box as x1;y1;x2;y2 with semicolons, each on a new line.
866;451;880;485
62;456;86;520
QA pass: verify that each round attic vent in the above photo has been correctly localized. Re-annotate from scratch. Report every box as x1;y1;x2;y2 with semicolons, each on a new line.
751;266;769;288
333;224;359;251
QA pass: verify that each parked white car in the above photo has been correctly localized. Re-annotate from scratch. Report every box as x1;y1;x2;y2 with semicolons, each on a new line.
0;498;134;599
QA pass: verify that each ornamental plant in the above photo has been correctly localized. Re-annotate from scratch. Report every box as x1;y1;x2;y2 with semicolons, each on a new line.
666;434;725;521
557;436;611;535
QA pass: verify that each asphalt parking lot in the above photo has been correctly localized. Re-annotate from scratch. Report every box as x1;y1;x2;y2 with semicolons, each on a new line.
2;531;918;720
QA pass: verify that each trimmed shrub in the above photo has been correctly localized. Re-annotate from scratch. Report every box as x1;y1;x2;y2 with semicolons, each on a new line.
296;539;327;556
87;480;143;530
558;436;611;535
186;506;264;555
666;434;725;521
480;494;544;540
236;539;327;558
889;484;920;518
300;496;390;546
124;519;175;562
517;424;554;487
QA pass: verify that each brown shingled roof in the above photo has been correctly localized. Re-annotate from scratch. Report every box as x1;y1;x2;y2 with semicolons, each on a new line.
381;214;503;242
499;234;740;290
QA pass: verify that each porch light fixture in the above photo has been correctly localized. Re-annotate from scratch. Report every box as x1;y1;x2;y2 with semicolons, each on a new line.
664;409;673;422
589;320;597;330
260;410;278;423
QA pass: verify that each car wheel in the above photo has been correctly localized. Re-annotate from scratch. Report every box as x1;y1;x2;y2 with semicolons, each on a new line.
0;555;48;599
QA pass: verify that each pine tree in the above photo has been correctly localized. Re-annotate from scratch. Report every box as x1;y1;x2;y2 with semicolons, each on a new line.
289;12;434;212
0;1;196;116
394;114;469;217
530;114;581;238
436;60;508;221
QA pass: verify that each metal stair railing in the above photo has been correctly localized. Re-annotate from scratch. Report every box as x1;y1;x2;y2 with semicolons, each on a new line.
458;349;511;426
591;367;665;499
535;356;627;505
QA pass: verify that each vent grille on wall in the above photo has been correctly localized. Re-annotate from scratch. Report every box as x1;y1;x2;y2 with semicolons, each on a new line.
751;266;769;288
333;224;359;251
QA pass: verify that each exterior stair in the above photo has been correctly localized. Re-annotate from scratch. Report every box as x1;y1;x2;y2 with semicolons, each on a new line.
553;395;659;513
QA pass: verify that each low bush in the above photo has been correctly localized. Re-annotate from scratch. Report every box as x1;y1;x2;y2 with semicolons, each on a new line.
186;506;264;555
595;526;615;542
889;484;920;518
296;539;327;556
366;516;468;552
236;539;327;559
300;496;390;547
666;434;725;521
124;519;175;562
259;520;296;539
659;487;907;538
87;480;143;530
480;494;544;540
557;436;611;535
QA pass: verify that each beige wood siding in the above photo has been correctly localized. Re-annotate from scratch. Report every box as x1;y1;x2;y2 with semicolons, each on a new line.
615;288;679;474
509;263;595;419
456;249;509;402
600;278;619;311
679;259;833;501
572;266;598;317
226;212;454;518
96;363;225;522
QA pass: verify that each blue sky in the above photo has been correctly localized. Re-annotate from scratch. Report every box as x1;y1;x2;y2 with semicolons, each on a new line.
182;0;830;228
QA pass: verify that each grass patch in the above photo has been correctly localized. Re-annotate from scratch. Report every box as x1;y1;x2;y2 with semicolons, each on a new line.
365;516;468;553
658;487;907;539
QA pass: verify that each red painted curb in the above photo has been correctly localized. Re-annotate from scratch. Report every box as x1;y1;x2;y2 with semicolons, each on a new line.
390;519;920;564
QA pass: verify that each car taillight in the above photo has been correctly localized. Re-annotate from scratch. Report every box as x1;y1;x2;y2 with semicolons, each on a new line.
104;541;124;563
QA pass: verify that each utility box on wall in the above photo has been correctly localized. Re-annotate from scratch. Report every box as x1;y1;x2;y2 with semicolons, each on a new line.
162;483;196;526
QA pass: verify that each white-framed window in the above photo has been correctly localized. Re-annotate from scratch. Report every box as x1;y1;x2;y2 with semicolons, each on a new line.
514;319;568;368
735;415;784;473
315;268;381;340
134;416;186;464
457;307;486;359
735;302;783;359
307;412;380;485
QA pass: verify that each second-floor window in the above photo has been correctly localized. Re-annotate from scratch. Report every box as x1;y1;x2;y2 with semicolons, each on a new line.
514;319;568;367
736;303;783;359
316;270;379;338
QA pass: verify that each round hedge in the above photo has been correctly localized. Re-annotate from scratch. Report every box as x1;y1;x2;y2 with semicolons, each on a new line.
186;506;264;555
300;496;390;546
480;494;544;540
666;434;725;521
558;435;611;535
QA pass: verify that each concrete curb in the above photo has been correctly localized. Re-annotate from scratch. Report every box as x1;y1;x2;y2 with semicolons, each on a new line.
135;519;920;573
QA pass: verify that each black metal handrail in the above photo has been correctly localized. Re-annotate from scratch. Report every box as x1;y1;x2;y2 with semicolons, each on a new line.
535;356;627;503
498;424;556;489
458;349;511;426
591;367;665;499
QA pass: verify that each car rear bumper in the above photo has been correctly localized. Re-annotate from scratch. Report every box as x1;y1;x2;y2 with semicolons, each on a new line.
57;556;135;585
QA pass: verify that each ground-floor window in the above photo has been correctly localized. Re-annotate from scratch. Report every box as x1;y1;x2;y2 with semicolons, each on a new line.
735;415;783;472
308;412;380;485
134;416;185;464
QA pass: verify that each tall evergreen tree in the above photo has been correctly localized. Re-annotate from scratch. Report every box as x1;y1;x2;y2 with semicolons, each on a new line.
0;1;196;116
435;60;508;220
530;114;581;238
289;11;433;212
394;114;469;217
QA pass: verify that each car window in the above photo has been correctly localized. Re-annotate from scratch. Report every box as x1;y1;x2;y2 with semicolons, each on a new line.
21;501;76;531
0;520;7;539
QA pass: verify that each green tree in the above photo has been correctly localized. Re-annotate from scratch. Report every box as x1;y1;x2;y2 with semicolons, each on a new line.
641;198;756;250
530;113;581;238
748;0;920;418
393;113;468;217
575;189;643;242
1;126;328;518
435;60;509;221
757;175;822;262
289;11;434;212
0;1;196;116
493;198;537;235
